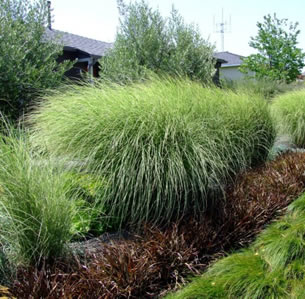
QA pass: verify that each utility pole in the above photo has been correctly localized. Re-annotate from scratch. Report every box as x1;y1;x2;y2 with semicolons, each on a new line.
47;1;52;30
214;9;231;52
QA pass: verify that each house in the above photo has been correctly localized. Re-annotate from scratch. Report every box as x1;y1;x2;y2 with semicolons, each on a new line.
45;28;112;78
214;51;249;81
44;1;226;82
46;28;226;82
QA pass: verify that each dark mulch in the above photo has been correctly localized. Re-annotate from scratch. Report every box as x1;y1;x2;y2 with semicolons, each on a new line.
10;152;305;298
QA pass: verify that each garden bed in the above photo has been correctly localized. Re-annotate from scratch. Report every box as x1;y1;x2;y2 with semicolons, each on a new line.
10;151;305;298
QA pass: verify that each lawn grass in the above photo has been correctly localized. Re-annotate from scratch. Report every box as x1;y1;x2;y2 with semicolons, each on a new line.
271;89;305;147
166;192;305;299
29;77;275;229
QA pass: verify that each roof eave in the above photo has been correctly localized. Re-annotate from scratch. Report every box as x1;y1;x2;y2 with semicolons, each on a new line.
221;64;242;68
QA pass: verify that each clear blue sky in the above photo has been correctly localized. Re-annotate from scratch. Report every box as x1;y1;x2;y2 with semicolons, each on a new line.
51;0;305;56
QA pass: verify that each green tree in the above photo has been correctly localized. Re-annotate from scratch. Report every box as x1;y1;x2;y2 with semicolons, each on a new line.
0;0;72;119
100;0;216;84
240;14;305;83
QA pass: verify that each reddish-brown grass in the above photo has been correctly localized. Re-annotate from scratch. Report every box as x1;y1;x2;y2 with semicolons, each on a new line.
11;152;305;298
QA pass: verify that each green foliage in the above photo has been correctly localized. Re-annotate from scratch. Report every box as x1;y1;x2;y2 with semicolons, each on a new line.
29;77;275;229
100;0;215;84
9;152;305;297
240;14;305;83
0;127;76;265
271;89;305;147
0;0;72;119
254;214;305;269
65;172;112;238
166;192;305;299
221;77;305;100
203;251;286;299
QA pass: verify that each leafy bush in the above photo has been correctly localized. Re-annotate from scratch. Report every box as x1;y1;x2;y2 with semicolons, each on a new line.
0;128;77;266
65;172;111;238
0;0;72;119
271;89;305;147
10;151;305;298
240;14;305;83
100;0;216;84
29;77;275;229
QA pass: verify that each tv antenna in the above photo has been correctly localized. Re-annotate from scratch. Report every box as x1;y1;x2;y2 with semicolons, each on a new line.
214;9;231;52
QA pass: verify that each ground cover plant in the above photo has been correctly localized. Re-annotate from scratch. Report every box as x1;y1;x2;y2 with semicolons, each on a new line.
167;191;305;299
9;152;305;298
29;77;275;229
271;89;305;147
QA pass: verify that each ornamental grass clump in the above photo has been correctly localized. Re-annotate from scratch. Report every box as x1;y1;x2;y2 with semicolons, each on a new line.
271;89;305;147
30;77;275;228
0;128;76;266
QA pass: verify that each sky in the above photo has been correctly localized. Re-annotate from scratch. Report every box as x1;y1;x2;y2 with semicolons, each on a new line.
50;0;305;56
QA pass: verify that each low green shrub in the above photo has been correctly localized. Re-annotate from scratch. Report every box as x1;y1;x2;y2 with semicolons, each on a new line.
29;77;275;228
0;128;76;265
271;89;305;147
65;172;114;238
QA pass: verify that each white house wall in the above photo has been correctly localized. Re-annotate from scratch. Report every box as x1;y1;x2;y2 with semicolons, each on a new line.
220;66;245;80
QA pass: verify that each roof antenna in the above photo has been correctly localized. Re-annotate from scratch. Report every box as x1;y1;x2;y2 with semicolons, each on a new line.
47;1;52;30
213;8;231;52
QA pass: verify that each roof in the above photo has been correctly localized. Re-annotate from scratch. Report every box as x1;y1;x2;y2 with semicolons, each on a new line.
45;28;113;57
214;51;245;67
45;28;228;66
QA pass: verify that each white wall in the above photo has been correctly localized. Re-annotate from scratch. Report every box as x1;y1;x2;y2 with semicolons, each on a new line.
219;66;246;81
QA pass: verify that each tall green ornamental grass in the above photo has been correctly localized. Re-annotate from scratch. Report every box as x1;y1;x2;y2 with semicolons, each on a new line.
271;89;305;147
0;128;76;266
29;77;275;228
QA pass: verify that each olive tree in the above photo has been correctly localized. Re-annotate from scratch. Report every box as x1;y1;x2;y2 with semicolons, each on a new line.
0;0;72;119
100;0;216;84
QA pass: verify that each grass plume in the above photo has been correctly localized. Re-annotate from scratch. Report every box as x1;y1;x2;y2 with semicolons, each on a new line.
29;77;275;228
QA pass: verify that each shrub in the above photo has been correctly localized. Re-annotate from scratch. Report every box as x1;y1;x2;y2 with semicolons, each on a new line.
0;0;72;119
0;127;76;265
29;77;275;229
240;14;305;84
100;0;216;84
65;172;112;238
10;152;305;298
271;89;305;147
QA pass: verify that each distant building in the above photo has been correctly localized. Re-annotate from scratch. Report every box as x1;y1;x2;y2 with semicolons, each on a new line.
45;28;112;79
46;28;227;83
214;51;252;81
